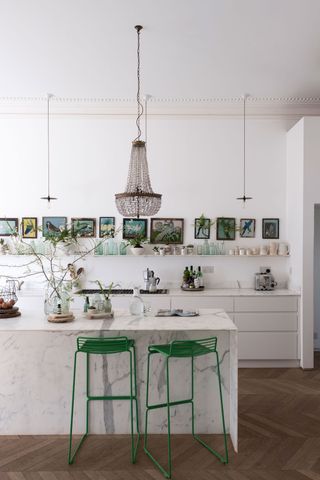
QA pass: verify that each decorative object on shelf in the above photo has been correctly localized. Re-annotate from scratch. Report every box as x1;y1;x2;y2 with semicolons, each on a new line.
93;280;119;313
278;242;289;256
71;218;96;237
115;25;161;218
194;215;212;239
240;218;255;238
269;242;278;256
262;218;279;239
42;216;67;237
123;218;147;239
99;217;115;238
237;94;252;205
125;234;148;255
21;217;38;239
41;93;57;206
150;218;184;244
0;280;20;318
152;246;160;255
181;265;204;290
0;218;18;236
0;238;9;255
216;217;236;240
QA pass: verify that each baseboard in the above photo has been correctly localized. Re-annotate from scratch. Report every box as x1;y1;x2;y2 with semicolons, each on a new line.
239;360;300;368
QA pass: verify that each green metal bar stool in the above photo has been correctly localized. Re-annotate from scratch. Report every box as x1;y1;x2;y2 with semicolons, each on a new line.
68;336;140;464
144;336;228;478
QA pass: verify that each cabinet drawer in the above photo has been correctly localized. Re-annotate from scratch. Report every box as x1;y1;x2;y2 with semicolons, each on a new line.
234;296;298;312
234;313;298;332
170;296;233;312
238;332;298;359
112;296;170;310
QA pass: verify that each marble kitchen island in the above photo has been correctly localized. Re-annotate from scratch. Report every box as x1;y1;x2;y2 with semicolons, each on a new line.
0;302;238;451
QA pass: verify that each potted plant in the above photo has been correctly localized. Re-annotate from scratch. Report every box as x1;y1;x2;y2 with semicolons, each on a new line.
94;280;119;313
126;234;148;255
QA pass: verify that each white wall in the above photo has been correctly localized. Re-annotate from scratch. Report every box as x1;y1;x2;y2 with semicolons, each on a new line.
314;205;320;350
0;108;290;290
287;117;320;368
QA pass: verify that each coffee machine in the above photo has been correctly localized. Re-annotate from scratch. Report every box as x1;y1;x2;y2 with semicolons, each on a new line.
255;267;277;291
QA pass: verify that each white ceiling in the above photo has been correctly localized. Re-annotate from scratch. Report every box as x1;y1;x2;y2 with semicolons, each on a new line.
1;0;320;99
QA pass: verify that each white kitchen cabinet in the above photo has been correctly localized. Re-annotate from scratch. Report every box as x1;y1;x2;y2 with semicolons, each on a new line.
238;332;298;360
234;312;298;332
234;296;298;312
170;296;233;312
112;295;171;310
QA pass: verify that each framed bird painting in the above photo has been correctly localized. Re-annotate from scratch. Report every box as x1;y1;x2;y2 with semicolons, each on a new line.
22;217;38;238
42;217;67;237
71;218;96;237
240;218;256;238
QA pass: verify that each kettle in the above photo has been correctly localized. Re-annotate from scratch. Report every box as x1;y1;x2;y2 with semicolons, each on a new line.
149;272;160;292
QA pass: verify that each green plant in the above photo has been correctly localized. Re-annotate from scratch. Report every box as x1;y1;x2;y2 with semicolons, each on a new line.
94;280;120;300
125;234;148;248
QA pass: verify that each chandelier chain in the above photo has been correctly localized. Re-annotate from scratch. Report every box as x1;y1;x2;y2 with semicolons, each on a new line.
134;26;144;142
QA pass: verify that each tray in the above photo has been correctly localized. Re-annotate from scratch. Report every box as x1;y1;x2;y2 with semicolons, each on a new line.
0;310;21;319
0;306;19;314
47;313;75;323
181;286;205;292
86;311;114;320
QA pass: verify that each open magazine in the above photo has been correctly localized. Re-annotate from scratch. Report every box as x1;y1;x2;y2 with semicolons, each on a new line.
156;309;199;317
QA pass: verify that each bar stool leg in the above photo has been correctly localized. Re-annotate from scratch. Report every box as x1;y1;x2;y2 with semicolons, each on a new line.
216;351;228;464
192;353;228;464
144;351;152;453
132;345;140;462
86;353;90;436
144;352;172;479
166;357;172;479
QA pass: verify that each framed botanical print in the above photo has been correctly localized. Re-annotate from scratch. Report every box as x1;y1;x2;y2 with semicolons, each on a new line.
99;217;115;238
240;218;256;238
42;217;67;236
262;218;279;239
150;218;184;244
0;218;18;236
216;217;236;241
71;218;96;237
194;217;211;239
22;217;38;239
123;218;148;239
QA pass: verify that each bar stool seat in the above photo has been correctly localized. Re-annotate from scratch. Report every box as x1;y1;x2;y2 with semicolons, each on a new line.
68;335;140;465
144;336;228;479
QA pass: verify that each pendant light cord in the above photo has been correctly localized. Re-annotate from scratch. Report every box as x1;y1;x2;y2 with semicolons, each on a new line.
134;25;144;142
47;93;52;198
243;94;246;197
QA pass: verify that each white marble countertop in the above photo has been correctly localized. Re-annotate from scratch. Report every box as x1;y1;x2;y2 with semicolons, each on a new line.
0;308;236;332
167;288;299;297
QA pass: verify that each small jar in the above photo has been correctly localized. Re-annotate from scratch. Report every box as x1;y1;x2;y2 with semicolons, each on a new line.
239;248;245;256
228;249;234;255
187;245;194;255
181;246;186;255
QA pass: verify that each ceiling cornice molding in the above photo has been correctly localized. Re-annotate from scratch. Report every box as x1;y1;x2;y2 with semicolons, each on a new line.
1;96;320;117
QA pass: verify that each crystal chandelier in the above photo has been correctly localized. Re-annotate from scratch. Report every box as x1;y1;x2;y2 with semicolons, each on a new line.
115;25;162;219
41;93;57;206
236;94;252;205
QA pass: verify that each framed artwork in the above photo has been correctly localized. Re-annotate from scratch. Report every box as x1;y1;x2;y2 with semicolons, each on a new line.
194;217;211;239
71;218;96;237
99;217;115;238
42;217;67;236
150;218;184;244
262;218;279;239
240;218;256;238
0;218;18;236
216;217;236;241
123;218;148;239
22;217;38;239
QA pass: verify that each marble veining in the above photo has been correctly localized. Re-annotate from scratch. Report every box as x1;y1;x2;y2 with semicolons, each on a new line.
0;303;238;451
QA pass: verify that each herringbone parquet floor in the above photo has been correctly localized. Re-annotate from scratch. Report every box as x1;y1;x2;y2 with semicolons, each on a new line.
1;355;320;480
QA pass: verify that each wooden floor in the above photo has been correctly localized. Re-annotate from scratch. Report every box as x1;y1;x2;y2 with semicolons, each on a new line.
1;355;320;480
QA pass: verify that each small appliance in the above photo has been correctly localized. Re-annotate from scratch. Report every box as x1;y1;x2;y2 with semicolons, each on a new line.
255;267;277;291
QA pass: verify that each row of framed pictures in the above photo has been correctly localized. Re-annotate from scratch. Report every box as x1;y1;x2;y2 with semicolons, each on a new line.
125;217;280;242
0;217;116;239
0;216;280;242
